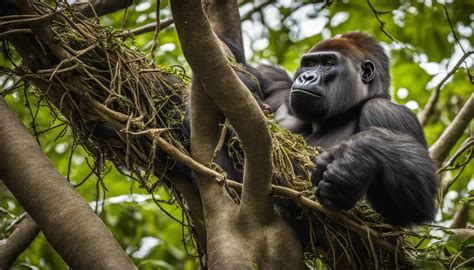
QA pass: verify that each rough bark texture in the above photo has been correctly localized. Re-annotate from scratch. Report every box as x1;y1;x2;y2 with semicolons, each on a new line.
171;0;304;268
0;97;135;269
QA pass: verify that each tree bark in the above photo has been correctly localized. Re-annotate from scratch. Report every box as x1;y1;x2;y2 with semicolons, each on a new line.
0;97;135;269
170;1;304;268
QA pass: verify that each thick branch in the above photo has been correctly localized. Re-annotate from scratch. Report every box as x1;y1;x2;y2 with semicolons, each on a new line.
418;51;473;126
0;97;135;269
0;214;40;269
430;94;474;166
189;79;231;210
170;0;273;212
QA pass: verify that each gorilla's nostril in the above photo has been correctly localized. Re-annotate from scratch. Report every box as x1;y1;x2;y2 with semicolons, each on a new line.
304;74;315;80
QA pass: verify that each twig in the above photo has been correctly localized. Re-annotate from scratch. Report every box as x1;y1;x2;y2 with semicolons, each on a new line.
367;0;395;41
442;5;466;54
87;95;131;123
122;18;174;38
453;254;474;269
418;51;474;126
0;11;58;28
149;0;161;65
211;120;229;162
0;14;36;20
0;28;32;37
439;137;473;195
13;0;70;61
97;108;224;182
440;137;474;171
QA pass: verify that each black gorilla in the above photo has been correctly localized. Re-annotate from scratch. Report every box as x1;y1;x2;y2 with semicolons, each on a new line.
262;32;438;226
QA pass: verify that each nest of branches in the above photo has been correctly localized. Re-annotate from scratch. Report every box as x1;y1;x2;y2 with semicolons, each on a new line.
1;4;422;268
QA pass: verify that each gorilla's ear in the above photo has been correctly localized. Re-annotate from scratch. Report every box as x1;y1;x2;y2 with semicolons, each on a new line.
361;60;375;83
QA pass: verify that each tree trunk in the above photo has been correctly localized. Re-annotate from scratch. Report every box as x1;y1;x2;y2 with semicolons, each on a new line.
0;97;135;269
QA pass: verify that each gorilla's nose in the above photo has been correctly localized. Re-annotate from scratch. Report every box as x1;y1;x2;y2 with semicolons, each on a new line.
301;72;316;81
297;71;321;85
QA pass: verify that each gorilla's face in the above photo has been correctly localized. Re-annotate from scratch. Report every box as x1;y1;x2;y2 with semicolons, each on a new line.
290;51;372;122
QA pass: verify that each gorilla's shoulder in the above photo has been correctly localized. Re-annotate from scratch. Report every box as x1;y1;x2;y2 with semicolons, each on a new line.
359;98;427;146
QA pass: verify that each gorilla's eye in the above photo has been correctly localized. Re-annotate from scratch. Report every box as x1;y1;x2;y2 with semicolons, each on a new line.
304;61;316;67
323;60;335;67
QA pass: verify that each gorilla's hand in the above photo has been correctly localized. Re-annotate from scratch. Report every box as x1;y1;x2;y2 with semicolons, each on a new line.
312;140;377;211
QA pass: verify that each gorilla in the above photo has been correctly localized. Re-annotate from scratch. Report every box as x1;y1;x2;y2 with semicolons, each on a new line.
261;32;439;226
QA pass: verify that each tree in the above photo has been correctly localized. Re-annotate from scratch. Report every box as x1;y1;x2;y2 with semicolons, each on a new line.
1;0;473;269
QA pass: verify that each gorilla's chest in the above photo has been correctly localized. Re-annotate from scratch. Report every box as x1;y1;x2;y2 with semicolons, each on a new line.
304;119;358;149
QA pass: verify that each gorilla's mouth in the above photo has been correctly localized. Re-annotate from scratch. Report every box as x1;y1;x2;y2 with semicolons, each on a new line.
290;88;323;99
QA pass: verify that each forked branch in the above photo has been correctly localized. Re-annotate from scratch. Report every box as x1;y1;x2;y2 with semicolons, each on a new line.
170;0;274;212
418;51;473;126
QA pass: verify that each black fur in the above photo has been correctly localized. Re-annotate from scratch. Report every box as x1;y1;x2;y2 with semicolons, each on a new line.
267;32;438;226
0;0;19;17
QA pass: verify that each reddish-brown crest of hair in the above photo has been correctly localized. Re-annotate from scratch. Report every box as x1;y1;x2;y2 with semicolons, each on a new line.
310;32;391;94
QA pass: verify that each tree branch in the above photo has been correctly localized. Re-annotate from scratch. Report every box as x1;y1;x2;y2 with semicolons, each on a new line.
186;80;241;264
418;51;474;126
149;0;161;65
122;18;174;38
430;94;474;166
0;214;40;269
367;0;396;41
450;202;470;229
0;97;135;269
169;2;304;268
439;137;473;195
170;0;274;213
14;0;69;61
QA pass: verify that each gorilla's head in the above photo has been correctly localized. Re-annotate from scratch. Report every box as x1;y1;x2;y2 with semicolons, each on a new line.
289;32;390;122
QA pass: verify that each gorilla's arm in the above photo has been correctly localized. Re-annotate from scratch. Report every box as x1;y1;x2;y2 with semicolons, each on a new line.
313;98;438;226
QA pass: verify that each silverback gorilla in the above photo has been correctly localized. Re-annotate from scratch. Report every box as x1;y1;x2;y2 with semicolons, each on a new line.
261;32;438;226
